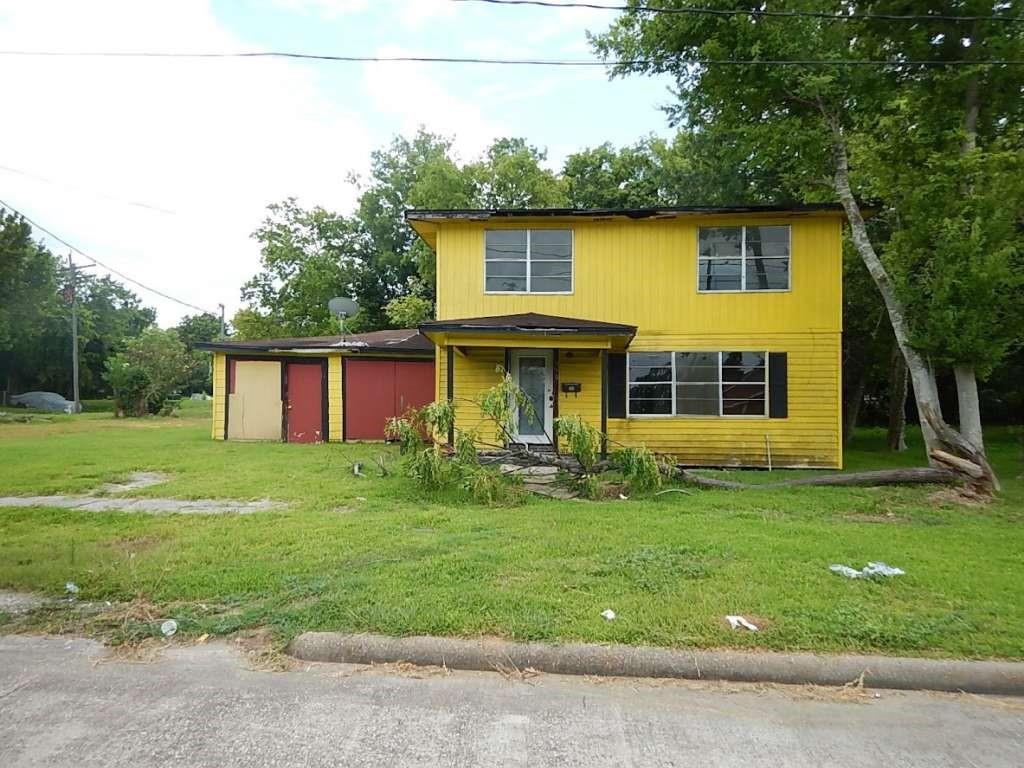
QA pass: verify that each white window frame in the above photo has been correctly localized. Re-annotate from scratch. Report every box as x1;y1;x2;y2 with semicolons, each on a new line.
484;229;574;295
626;350;770;419
696;225;792;293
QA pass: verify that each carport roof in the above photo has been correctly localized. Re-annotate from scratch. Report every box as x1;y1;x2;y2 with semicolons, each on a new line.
194;328;434;355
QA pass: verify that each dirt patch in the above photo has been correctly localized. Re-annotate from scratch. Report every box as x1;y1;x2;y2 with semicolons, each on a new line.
928;487;991;508
103;536;162;555
839;512;909;524
99;471;169;494
232;628;298;672
96;637;166;665
333;661;454;680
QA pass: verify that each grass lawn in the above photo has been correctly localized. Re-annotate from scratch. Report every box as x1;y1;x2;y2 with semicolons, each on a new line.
1;400;1022;659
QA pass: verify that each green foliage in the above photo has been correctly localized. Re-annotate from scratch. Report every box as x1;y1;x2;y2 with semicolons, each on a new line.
554;414;601;472
104;329;198;416
594;545;724;591
613;445;662;492
383;293;433;328
478;367;540;443
174;312;222;395
384;415;423;455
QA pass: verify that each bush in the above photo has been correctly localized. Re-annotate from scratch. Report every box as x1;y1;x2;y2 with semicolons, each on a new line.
104;329;199;417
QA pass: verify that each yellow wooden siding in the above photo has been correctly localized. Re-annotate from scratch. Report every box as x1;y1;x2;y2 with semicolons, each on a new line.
556;350;602;438
328;354;343;442
610;332;841;468
211;352;226;440
435;334;840;468
435;215;842;335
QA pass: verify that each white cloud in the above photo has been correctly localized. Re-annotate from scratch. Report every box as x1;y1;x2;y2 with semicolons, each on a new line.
0;0;372;324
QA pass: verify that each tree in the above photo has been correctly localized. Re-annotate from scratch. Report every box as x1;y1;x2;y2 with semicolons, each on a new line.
466;138;568;208
175;312;223;394
593;0;1023;490
105;328;197;416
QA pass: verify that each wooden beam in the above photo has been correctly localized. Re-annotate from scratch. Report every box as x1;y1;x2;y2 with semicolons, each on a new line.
446;345;454;445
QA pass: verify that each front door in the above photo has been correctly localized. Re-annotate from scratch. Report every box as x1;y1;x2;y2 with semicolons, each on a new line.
285;361;325;443
510;350;553;445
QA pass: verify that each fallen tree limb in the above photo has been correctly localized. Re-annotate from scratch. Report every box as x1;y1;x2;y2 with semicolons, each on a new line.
677;467;960;491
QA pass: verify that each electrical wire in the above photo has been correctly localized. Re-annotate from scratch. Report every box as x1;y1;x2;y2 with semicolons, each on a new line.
453;0;1024;24
0;197;217;315
0;49;1018;66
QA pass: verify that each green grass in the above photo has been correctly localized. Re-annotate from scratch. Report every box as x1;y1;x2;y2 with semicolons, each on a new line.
1;404;1022;659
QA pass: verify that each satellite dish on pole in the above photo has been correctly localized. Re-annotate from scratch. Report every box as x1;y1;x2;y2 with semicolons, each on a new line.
328;297;359;334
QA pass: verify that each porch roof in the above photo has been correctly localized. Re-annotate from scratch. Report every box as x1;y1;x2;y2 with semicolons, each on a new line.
419;311;634;350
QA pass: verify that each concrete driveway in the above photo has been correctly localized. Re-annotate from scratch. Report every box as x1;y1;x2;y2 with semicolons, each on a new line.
1;634;1022;767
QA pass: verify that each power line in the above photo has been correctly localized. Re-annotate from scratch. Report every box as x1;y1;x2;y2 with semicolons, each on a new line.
0;164;177;215
453;0;1024;24
0;49;1019;67
0;197;217;315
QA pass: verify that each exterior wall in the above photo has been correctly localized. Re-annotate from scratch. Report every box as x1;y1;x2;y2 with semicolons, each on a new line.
435;215;841;336
328;354;342;442
227;360;283;440
438;345;504;446
611;332;841;468
556;350;602;435
212;352;226;440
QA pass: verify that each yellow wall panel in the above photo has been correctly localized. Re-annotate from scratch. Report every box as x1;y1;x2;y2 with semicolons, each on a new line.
328;355;343;442
211;352;226;440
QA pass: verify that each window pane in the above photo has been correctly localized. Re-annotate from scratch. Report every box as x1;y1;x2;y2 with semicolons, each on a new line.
486;261;527;278
486;229;527;260
699;258;741;291
721;352;766;382
629;384;672;415
746;226;789;259
531;261;572;278
485;275;527;292
530;275;571;293
677;383;719;415
699;227;742;259
746;257;789;290
530;229;572;260
722;383;766;415
675;352;719;383
629;353;672;383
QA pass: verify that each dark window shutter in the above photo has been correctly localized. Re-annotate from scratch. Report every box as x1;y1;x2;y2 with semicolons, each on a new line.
768;352;788;418
608;353;627;418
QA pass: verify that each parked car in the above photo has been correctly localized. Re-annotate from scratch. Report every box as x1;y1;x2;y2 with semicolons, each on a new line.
9;391;76;414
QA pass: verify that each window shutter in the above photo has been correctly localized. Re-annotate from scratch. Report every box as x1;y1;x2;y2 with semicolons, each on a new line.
768;352;788;418
608;353;627;418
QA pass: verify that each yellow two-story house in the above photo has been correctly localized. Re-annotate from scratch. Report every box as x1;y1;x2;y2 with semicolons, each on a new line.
409;205;844;469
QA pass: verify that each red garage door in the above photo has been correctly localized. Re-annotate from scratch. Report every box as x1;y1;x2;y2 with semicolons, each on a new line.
344;359;435;440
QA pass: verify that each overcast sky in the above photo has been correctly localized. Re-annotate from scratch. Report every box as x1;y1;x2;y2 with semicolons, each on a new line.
0;0;673;325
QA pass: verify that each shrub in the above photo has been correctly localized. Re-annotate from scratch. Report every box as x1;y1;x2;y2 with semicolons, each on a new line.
554;414;601;472
104;329;199;416
614;445;662;492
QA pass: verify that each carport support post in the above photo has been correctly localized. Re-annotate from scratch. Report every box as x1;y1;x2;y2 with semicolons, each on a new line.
446;345;454;446
600;350;608;459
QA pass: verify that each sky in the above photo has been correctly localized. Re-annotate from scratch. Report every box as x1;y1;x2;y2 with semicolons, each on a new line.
0;0;674;325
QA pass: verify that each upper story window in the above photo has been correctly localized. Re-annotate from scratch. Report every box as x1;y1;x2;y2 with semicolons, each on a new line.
485;229;572;293
698;225;790;292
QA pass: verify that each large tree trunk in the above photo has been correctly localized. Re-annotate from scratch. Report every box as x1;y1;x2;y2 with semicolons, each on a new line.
953;364;984;451
887;344;908;452
829;128;998;493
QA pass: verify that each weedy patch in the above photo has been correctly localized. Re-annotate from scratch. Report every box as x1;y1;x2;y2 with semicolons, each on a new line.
593;545;728;591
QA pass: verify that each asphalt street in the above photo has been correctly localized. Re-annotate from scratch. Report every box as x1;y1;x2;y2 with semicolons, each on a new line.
1;634;1022;767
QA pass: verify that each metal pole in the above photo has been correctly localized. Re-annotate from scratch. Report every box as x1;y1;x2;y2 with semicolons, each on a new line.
218;303;226;339
67;253;81;413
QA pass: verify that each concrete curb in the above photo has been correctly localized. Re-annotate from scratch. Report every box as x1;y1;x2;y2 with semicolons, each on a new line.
287;632;1024;695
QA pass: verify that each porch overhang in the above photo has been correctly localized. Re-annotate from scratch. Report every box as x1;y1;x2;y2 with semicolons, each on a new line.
419;312;636;352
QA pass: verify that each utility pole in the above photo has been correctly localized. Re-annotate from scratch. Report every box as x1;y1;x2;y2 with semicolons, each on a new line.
217;303;226;339
64;254;93;413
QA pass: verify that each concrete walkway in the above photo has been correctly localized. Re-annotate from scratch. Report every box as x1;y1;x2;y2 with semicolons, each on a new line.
0;472;284;515
1;635;1022;767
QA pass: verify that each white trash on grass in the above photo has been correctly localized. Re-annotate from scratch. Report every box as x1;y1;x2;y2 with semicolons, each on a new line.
725;615;759;632
160;619;178;638
830;562;905;580
64;582;79;595
600;609;616;621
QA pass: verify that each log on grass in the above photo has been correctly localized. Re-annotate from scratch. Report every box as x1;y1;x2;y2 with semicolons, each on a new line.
677;466;959;490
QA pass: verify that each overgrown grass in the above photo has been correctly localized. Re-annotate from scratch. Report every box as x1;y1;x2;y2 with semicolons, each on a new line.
1;404;1022;659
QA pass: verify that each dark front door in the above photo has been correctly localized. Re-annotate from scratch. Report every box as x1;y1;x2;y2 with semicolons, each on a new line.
285;361;325;443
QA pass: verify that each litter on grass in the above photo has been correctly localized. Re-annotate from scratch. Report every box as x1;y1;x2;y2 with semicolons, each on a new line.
160;619;178;638
64;582;79;595
725;615;759;632
830;561;906;580
600;609;616;621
